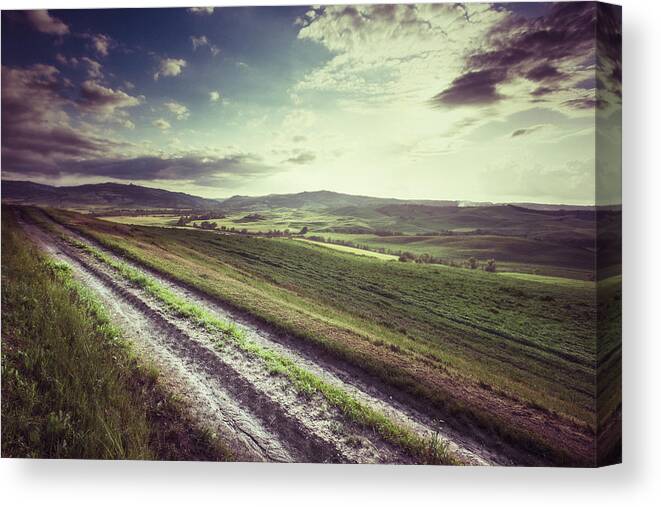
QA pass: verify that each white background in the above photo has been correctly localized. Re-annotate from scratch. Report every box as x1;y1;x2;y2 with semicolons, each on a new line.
1;0;659;505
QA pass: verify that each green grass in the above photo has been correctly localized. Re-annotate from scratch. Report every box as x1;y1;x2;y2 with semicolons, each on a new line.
1;208;232;461
314;232;594;279
40;207;615;464
99;215;181;227
57;231;457;464
293;238;399;260
100;206;600;279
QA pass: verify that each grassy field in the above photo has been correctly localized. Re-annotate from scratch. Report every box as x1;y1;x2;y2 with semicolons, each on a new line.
99;215;181;227
1;208;232;460
293;238;399;260
313;232;594;279
100;205;600;279
43;207;622;465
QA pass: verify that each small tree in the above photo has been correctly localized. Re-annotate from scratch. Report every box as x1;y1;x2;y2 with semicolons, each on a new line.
484;259;497;272
399;251;417;263
300;226;309;235
467;257;479;269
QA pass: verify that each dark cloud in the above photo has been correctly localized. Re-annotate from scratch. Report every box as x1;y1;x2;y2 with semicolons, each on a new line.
68;154;273;182
563;97;605;110
1;64;118;174
1;64;130;175
77;80;142;115
530;86;556;97
526;64;564;82
430;2;609;108
430;69;505;107
596;3;622;106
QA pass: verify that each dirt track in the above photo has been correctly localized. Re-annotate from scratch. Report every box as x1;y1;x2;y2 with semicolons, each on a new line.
19;211;513;465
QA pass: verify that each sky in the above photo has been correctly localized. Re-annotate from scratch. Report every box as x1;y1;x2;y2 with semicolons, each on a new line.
1;3;621;204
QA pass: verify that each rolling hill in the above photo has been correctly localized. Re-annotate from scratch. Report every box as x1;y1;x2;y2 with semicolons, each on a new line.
1;180;219;210
218;190;459;212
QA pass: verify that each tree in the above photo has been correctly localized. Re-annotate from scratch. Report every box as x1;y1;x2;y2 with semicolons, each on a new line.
399;251;417;263
484;259;497;272
299;226;309;235
467;257;479;269
200;221;217;230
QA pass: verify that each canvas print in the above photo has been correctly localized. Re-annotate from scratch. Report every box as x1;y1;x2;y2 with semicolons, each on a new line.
1;2;621;466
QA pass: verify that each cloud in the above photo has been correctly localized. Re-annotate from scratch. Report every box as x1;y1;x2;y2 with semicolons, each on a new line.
89;33;112;57
284;151;316;165
209;91;222;102
1;64;126;176
25;10;69;35
510;124;546;138
430;69;505;107
55;53;78;67
78;80;142;116
152;118;171;130
295;4;504;103
563;97;603;110
479;159;595;203
66;152;278;187
190;35;220;55
164;101;190;120
191;35;208;50
187;7;214;15
430;3;600;109
80;57;103;79
154;58;187;80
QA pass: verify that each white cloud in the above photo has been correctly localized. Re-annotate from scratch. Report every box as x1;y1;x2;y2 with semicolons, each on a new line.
191;35;208;50
191;35;220;56
209;91;221;102
296;4;504;105
152;118;171;130
26;10;69;36
187;7;214;15
164;101;190;120
154;58;187;80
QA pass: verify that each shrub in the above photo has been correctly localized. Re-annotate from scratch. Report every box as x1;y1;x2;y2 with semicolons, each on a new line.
484;259;497;272
399;251;417;263
467;257;479;269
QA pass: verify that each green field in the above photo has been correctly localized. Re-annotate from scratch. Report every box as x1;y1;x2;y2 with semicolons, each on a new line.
293;238;399;260
99;215;181;227
42;207;622;465
100;203;606;279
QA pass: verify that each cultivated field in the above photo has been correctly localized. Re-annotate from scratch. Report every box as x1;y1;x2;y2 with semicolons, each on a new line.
2;205;621;465
100;202;609;279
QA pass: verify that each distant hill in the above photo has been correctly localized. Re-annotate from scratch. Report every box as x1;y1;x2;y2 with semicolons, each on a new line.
219;190;459;212
1;180;219;210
